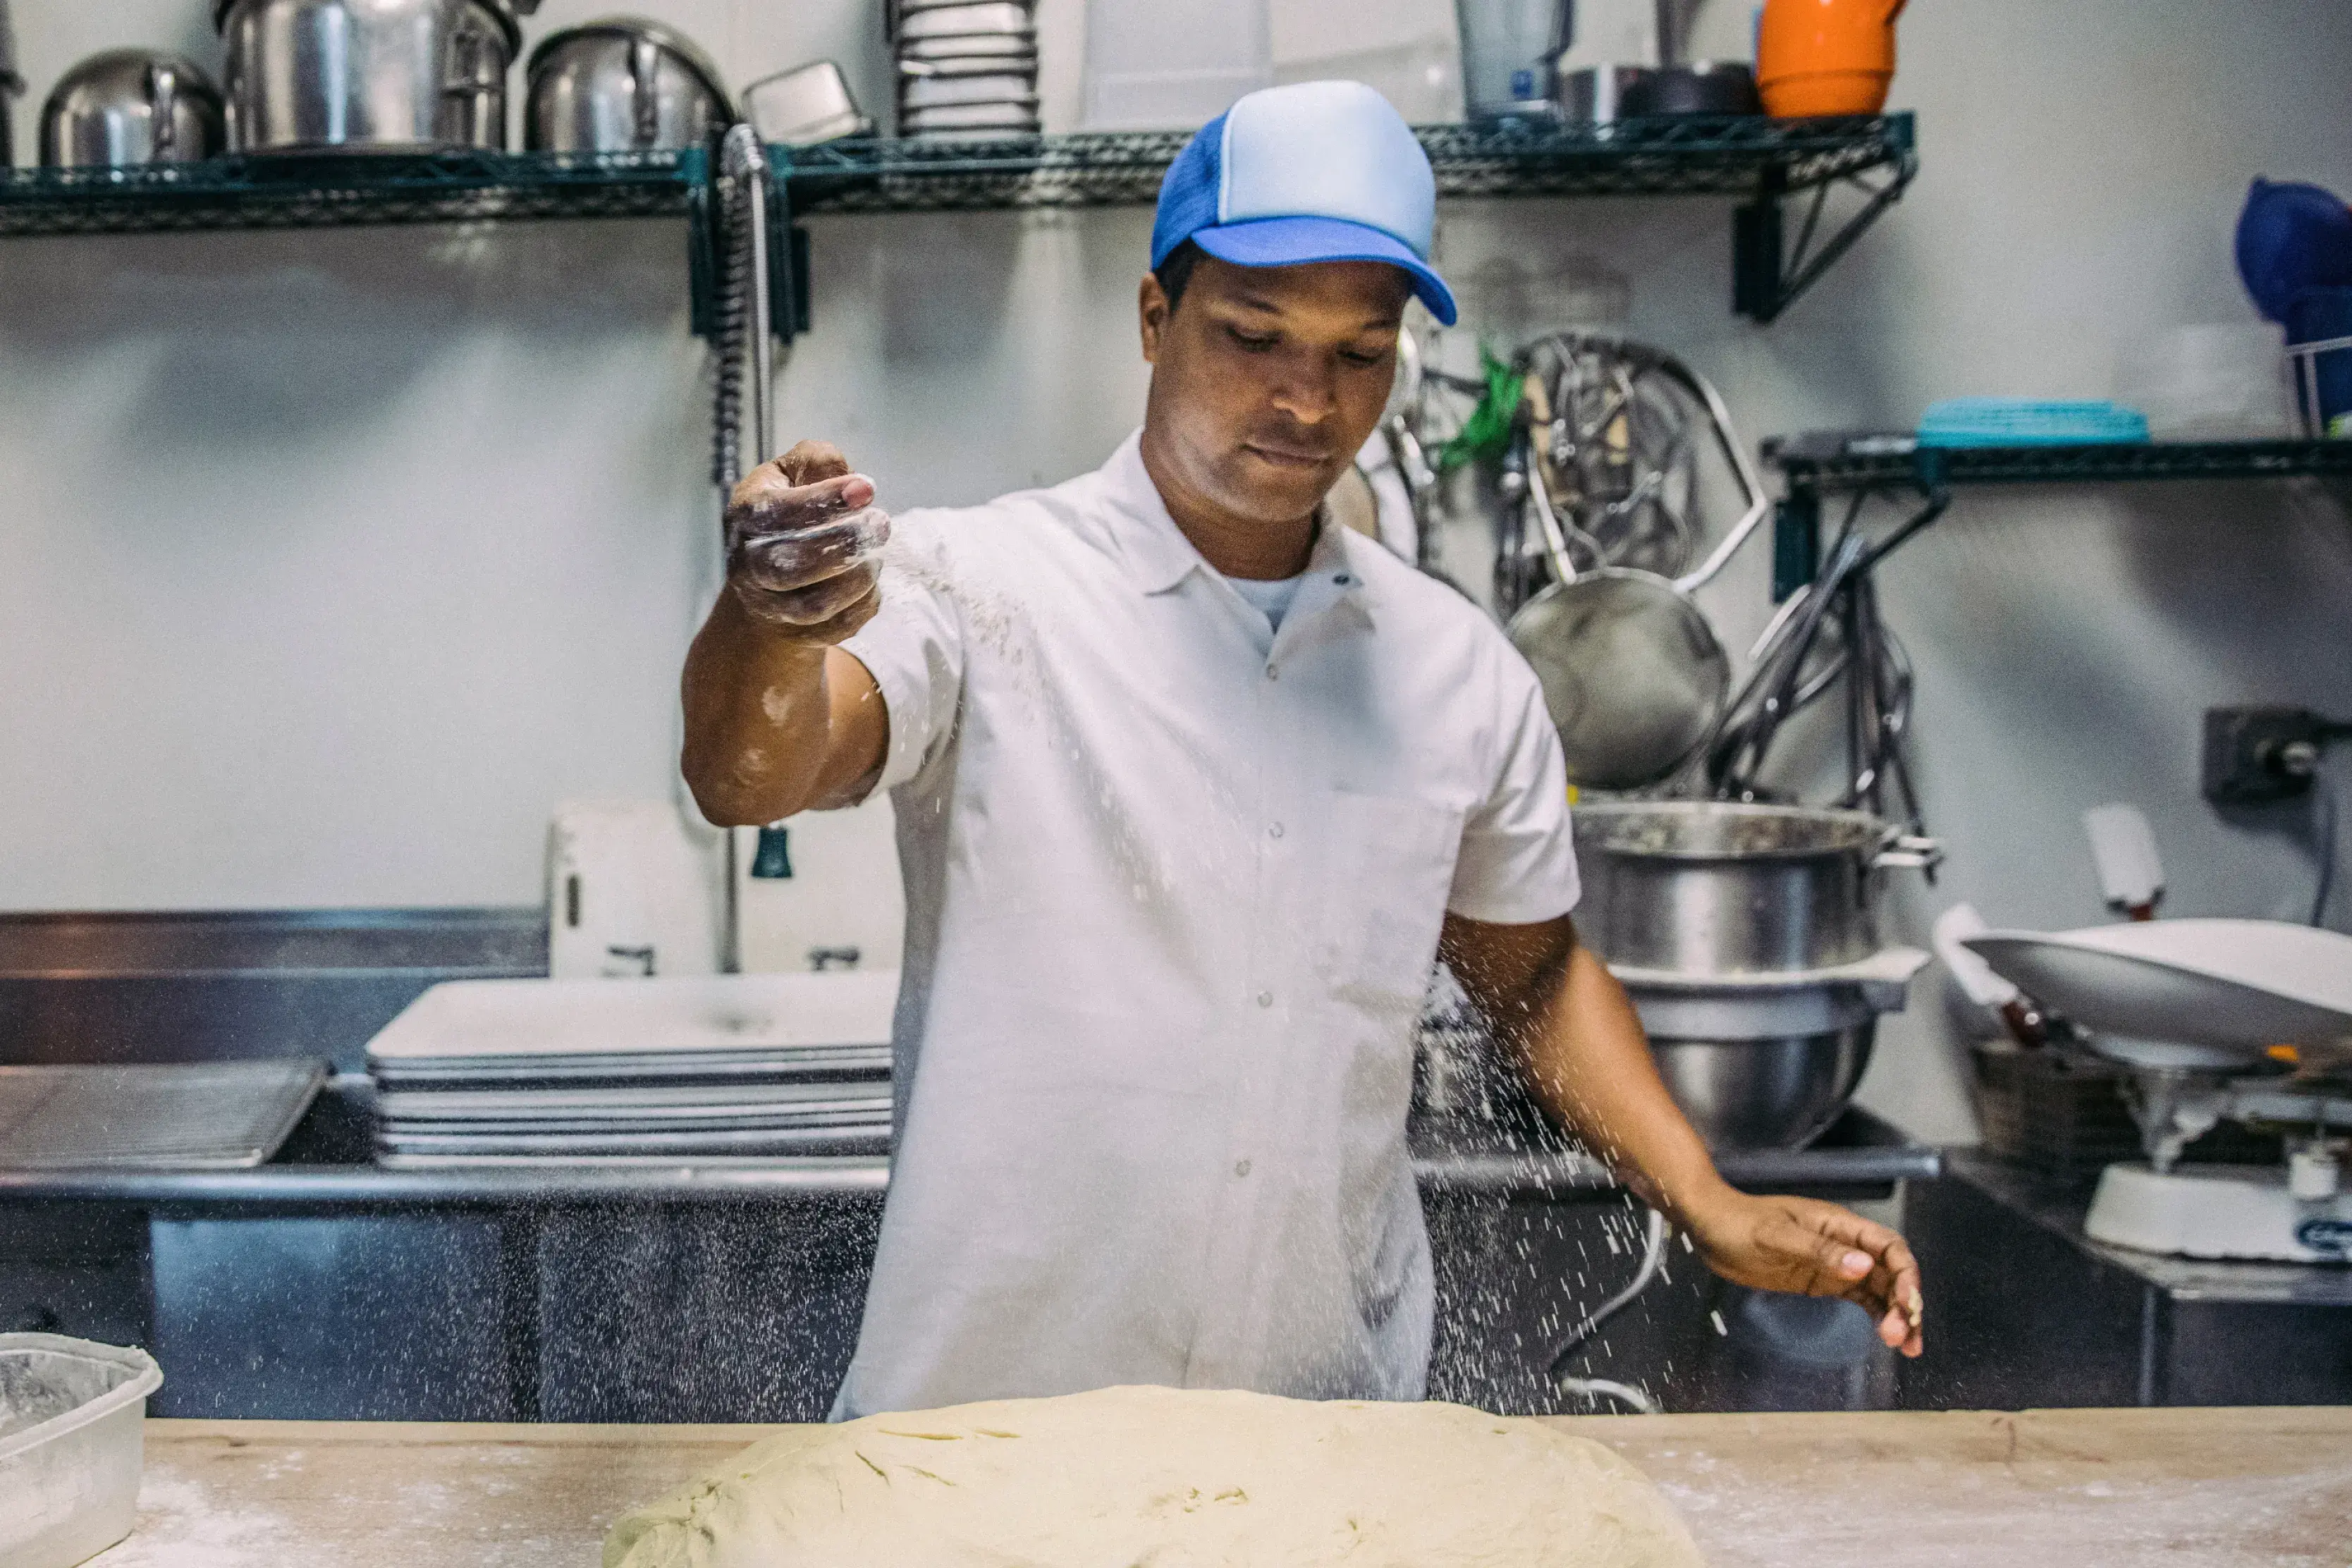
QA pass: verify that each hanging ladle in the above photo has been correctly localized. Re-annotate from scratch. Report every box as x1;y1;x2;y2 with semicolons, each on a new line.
1505;340;1771;792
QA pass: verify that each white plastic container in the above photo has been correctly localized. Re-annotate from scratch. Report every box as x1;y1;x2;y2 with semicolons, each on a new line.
1080;0;1272;130
2112;321;2298;440
0;1335;164;1568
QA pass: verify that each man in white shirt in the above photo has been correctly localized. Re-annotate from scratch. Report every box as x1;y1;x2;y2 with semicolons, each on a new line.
682;81;1923;1420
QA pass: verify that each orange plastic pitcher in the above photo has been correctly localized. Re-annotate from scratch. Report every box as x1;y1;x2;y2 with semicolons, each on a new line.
1757;0;1906;118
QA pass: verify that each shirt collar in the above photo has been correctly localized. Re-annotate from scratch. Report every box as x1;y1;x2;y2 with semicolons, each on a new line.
1100;430;1206;595
1098;429;1380;627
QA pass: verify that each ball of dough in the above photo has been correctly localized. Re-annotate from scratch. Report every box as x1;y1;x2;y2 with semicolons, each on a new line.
606;1384;1704;1568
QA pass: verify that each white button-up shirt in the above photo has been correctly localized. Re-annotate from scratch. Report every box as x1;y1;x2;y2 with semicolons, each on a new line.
832;431;1579;1419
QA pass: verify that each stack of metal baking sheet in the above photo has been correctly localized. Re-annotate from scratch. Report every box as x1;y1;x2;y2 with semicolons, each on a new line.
366;973;897;1166
892;0;1040;139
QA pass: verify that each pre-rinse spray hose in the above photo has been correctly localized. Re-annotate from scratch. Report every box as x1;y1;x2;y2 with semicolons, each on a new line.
712;121;776;508
710;121;780;974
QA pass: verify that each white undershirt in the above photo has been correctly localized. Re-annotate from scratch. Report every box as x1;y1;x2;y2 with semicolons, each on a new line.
1225;571;1307;630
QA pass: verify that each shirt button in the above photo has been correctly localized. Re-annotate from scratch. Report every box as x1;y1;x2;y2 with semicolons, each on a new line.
1235;1159;1252;1177
1268;823;1285;839
1256;991;1273;1008
1266;666;1280;681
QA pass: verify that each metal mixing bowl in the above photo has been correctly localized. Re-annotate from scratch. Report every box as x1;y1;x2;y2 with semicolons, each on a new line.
1648;1024;1876;1151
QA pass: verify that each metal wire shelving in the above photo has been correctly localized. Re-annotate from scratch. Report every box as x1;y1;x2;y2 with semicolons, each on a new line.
771;114;1916;325
0;147;704;234
1763;434;2352;596
0;116;1916;331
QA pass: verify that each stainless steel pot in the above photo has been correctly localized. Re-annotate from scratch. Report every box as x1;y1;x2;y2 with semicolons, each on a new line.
1573;802;1938;975
1;0;20;166
525;18;735;154
215;0;527;154
39;50;226;167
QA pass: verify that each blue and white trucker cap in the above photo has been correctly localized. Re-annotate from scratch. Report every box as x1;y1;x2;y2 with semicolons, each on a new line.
1151;80;1457;326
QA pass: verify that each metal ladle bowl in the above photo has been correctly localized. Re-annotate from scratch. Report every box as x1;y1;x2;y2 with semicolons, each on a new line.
1503;339;1771;792
1511;571;1728;792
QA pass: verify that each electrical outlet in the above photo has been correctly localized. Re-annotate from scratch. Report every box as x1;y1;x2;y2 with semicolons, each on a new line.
2203;706;2329;804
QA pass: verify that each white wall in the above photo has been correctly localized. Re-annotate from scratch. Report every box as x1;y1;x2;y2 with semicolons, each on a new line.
3;1;2349;1138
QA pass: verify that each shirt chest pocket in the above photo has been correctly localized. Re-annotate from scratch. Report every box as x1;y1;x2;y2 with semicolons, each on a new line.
1311;792;1465;1012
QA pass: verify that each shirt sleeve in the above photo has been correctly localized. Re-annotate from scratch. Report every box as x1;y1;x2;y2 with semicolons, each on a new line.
1446;647;1581;925
840;510;966;799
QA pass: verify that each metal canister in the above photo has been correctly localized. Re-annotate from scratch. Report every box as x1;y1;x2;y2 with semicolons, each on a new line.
39;51;226;167
215;0;522;153
524;20;735;153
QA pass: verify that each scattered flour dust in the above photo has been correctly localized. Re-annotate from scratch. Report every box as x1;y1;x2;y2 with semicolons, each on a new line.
1648;1451;2352;1568
97;1471;296;1568
874;527;1239;909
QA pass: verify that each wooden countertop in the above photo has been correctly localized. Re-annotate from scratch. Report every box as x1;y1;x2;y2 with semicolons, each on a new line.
100;1407;2351;1567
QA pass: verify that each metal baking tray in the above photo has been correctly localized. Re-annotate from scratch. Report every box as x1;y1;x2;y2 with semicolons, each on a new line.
374;1125;889;1158
0;1060;327;1170
369;1044;892;1087
376;1080;892;1118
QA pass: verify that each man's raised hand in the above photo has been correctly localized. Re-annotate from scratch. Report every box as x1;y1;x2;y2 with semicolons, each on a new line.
727;439;891;644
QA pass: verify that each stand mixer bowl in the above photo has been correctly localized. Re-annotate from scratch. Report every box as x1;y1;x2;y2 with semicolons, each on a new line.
1647;1025;1875;1151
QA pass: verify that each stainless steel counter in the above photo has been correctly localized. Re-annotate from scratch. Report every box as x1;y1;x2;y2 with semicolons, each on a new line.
0;1072;1935;1208
0;907;545;1071
0;1072;1938;1423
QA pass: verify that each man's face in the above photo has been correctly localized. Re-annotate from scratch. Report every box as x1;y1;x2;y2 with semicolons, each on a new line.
1139;255;1411;525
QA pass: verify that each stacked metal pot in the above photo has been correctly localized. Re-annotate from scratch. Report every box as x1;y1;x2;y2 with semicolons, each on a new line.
1573;802;1936;1151
213;0;532;154
34;3;741;167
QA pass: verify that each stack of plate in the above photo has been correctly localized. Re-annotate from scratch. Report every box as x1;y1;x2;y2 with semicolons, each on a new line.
366;972;897;1166
893;0;1039;138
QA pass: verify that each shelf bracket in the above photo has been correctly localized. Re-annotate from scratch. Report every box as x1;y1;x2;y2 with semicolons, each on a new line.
1771;485;1821;602
685;143;720;340
1734;118;1917;324
691;143;810;344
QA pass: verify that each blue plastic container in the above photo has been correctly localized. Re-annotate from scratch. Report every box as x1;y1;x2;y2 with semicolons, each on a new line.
1917;398;2151;448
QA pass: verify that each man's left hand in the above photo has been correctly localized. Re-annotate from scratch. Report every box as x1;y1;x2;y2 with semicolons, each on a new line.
1680;1190;1924;1358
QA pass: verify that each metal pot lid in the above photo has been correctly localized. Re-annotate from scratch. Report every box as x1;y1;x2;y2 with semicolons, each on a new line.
1507;571;1728;793
525;16;737;119
215;0;525;56
1571;800;1894;859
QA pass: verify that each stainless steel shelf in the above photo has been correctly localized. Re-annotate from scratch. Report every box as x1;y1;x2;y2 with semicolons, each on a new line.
0;120;1913;330
1768;435;2352;493
773;114;1917;324
0;147;704;235
776;115;1913;212
1764;434;2352;596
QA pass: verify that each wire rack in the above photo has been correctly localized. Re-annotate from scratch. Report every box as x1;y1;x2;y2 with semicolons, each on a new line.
776;114;1914;214
1763;436;2352;597
1770;436;2352;491
0;147;703;237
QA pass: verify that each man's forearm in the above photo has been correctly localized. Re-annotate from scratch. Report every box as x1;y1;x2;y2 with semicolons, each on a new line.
1518;941;1737;1224
680;589;843;826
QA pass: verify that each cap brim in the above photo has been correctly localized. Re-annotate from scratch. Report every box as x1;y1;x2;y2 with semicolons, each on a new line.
1191;216;1458;327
